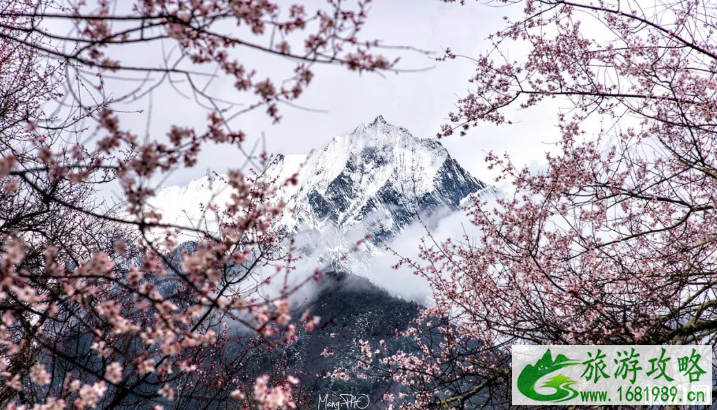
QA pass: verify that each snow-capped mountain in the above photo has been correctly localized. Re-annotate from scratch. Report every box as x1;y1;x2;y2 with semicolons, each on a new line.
149;116;489;265
271;115;487;241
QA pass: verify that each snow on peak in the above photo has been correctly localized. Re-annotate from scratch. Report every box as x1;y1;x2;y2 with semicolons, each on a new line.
293;116;448;200
274;117;485;242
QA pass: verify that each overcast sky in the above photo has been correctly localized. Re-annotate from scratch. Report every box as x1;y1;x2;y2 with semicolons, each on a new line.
98;0;565;200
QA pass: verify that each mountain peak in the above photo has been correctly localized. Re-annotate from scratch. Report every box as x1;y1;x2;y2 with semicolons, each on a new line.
280;117;488;246
352;115;394;136
372;115;387;126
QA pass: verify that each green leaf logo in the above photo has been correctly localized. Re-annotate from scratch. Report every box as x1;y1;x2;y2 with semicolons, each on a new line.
517;349;580;402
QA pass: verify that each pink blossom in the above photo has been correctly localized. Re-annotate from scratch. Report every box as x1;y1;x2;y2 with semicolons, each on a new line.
105;362;123;384
138;358;156;376
30;363;51;386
